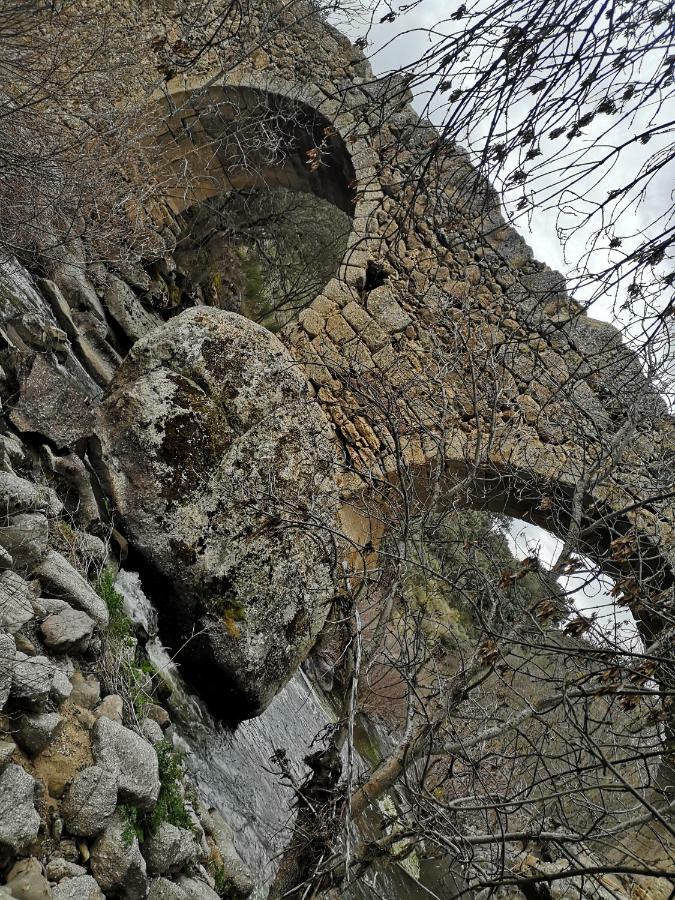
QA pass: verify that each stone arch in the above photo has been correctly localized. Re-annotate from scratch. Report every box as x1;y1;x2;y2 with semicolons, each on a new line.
147;71;383;292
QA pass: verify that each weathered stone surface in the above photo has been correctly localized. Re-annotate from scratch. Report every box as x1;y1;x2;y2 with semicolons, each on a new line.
34;551;108;628
50;669;73;706
69;672;100;709
90;812;148;900
143;822;198;875
148;880;188;900
92;694;123;723
0;513;49;568
200;809;253;900
0;740;15;770
141;717;164;745
5;857;51;900
103;274;163;343
11;653;55;709
365;285;411;331
96;307;338;720
44;859;86;882
52;876;104;900
0;631;16;710
9;353;96;449
15;711;63;756
175;876;220;900
40;608;95;654
0;764;40;852
62;765;118;837
0;569;35;633
0;472;62;518
91;716;160;810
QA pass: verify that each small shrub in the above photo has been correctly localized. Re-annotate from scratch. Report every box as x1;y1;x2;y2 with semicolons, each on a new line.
96;568;132;643
146;740;192;834
214;865;228;898
120;742;192;845
120;804;145;846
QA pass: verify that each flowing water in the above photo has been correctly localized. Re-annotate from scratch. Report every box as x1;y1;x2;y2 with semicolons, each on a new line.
116;569;449;900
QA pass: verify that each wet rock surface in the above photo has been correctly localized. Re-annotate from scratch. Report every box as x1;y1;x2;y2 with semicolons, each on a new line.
96;307;338;720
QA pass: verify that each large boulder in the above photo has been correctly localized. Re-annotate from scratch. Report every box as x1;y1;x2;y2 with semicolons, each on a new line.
91;716;160;810
143;822;198;875
95;307;338;720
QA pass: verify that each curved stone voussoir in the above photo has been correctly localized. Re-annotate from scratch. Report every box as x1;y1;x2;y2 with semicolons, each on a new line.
96;307;338;721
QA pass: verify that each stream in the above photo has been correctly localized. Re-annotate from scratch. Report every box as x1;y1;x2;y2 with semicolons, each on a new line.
116;569;451;900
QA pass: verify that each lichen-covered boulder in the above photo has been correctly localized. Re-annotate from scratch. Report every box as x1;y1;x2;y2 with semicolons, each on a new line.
95;307;338;720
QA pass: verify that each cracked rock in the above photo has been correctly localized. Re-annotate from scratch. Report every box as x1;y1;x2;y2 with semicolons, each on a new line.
34;551;108;627
40;607;95;654
62;765;118;837
91;716;160;810
143;822;198;876
90;811;148;900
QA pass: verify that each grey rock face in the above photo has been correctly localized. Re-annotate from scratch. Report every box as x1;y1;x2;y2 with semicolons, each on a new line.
0;472;62;518
0;631;16;710
5;857;51;900
0;740;15;770
34;551;108;628
15;711;63;756
175;876;220;900
90;812;148;900
62;765;118;837
51;876;104;900
103;274;163;343
96;307;338;720
141;717;164;745
9;352;96;449
40;608;95;654
50;668;73;706
69;672;100;709
148;880;188;900
44;859;86;882
0;764;40;852
143;822;198;876
0;569;35;633
200;810;253;900
11;653;55;710
91;716;160;810
0;513;49;568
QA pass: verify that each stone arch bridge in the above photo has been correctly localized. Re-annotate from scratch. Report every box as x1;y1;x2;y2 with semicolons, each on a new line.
4;0;674;719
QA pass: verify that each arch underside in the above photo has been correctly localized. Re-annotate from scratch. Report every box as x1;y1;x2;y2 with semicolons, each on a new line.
153;84;358;217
